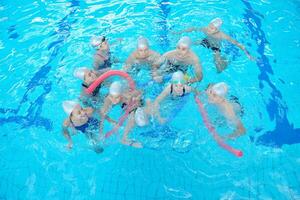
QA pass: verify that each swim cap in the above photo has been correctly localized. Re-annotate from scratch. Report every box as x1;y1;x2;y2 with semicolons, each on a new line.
177;36;191;48
109;81;122;96
210;18;223;29
134;107;148;127
73;67;88;80
137;37;149;49
90;36;105;47
211;82;228;97
171;71;185;84
62;100;80;116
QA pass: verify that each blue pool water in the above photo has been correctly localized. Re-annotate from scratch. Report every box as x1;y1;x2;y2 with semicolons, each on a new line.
0;0;300;199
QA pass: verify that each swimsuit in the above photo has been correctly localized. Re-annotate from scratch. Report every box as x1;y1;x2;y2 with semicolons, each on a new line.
201;38;221;52
229;95;244;117
121;99;145;114
95;51;112;70
69;117;99;133
164;60;188;74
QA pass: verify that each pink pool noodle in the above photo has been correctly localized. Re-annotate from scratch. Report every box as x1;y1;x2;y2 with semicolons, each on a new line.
85;70;136;138
194;96;243;157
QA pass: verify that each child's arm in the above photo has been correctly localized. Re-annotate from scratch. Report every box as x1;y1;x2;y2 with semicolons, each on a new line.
222;33;256;61
62;119;73;149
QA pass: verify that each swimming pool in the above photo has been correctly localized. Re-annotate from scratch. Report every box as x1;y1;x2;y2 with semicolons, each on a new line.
0;0;299;199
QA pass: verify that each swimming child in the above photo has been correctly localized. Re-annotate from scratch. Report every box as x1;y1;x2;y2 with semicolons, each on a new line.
99;81;145;148
154;36;203;84
73;67;110;107
123;37;162;82
175;18;255;72
62;100;103;153
153;71;198;124
91;36;113;71
205;82;246;139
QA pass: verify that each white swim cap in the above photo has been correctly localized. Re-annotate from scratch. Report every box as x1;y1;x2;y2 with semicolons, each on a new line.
109;81;122;96
134;107;148;127
73;67;88;80
90;36;105;47
211;82;228;97
137;37;149;49
62;100;80;116
210;18;223;29
177;36;191;48
171;71;185;83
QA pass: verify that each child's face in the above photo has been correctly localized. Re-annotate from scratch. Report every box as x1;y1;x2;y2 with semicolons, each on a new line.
137;46;149;59
71;106;88;121
206;86;214;96
206;86;222;103
207;24;219;34
171;79;186;95
109;94;122;105
174;82;184;93
176;45;189;58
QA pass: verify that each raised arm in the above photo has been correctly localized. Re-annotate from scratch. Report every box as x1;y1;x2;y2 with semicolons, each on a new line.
188;54;203;83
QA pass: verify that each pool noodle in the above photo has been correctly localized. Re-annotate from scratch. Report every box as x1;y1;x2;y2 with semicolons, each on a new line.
194;95;243;157
85;70;136;138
